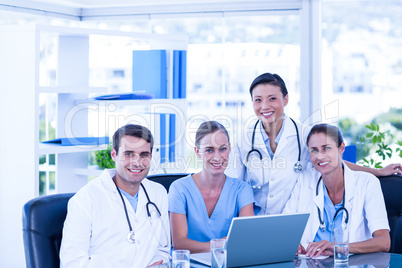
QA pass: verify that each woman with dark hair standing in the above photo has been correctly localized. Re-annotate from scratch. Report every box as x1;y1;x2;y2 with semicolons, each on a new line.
283;124;390;257
225;72;401;216
168;121;255;253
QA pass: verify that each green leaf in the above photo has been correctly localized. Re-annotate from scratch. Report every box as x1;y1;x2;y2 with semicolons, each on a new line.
374;162;383;169
366;124;376;131
366;133;374;138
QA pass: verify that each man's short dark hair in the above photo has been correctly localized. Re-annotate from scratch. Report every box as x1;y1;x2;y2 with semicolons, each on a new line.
112;124;154;154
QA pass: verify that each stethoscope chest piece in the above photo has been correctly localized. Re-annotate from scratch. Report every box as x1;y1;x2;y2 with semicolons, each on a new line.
320;222;326;232
127;231;136;243
293;161;303;173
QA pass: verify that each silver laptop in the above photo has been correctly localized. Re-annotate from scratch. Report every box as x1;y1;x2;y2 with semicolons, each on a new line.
190;213;309;267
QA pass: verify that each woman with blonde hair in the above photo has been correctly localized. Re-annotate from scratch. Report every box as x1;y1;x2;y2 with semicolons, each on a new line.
169;121;255;253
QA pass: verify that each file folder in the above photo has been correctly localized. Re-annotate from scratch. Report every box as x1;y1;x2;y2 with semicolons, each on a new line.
173;50;187;99
169;114;176;162
93;93;154;100
160;113;167;163
132;50;167;99
42;137;109;146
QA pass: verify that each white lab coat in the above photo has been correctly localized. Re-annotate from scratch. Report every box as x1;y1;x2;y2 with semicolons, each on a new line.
225;115;312;215
283;163;389;245
60;169;171;268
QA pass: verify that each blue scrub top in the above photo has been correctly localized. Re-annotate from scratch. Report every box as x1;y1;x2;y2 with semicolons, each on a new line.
168;174;255;243
120;188;139;213
314;184;344;243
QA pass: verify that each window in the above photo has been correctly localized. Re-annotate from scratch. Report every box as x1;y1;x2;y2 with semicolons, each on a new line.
323;0;402;163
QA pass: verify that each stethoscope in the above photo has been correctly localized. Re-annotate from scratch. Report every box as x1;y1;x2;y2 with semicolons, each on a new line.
315;176;349;232
246;117;303;189
114;182;169;247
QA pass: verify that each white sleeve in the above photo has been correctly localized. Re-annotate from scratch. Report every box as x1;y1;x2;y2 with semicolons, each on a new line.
60;192;92;268
149;189;171;265
282;176;302;214
225;143;247;182
363;175;390;234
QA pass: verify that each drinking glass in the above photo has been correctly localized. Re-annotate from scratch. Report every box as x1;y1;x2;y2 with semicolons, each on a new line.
211;239;227;268
333;227;349;265
172;249;190;268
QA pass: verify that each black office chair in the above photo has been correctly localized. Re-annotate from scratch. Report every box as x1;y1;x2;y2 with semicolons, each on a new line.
22;193;75;268
147;173;190;192
379;174;402;254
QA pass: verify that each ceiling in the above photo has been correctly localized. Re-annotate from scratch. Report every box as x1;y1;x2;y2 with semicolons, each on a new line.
0;0;302;20
23;0;262;8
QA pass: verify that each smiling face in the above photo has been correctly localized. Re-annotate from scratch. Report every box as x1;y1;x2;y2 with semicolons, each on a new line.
111;135;152;193
252;84;288;127
308;132;345;176
195;130;231;175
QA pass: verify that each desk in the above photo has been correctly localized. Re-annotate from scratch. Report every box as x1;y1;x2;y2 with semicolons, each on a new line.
190;252;402;267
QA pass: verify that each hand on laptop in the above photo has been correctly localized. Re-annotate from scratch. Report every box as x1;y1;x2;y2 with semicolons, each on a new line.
304;241;334;258
297;243;307;255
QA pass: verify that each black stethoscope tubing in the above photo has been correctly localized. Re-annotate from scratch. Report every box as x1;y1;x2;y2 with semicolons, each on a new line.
115;182;162;243
246;117;302;173
316;176;349;232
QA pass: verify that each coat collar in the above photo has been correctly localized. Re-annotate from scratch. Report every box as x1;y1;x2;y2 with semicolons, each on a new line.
274;115;297;156
100;169;148;216
251;115;294;158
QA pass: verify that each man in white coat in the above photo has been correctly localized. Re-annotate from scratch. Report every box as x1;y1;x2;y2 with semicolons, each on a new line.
60;124;170;268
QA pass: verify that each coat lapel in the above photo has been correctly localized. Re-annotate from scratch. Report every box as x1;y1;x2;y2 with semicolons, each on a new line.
343;163;355;227
313;177;324;232
252;120;270;159
272;115;294;157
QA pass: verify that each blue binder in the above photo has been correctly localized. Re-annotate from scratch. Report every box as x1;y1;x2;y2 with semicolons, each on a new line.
173;50;187;99
132;50;167;99
93;93;154;100
42;137;109;146
169;114;176;162
160;114;167;163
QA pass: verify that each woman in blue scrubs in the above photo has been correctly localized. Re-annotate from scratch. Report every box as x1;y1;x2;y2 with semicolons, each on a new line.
168;121;255;253
283;124;390;257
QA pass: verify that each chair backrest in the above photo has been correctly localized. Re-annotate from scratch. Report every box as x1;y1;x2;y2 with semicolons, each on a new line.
379;175;402;254
147;173;190;192
343;144;357;163
22;193;74;268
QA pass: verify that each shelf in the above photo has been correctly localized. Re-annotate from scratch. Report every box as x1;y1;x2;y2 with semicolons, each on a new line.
38;86;107;94
39;143;108;155
76;98;187;106
75;165;104;177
